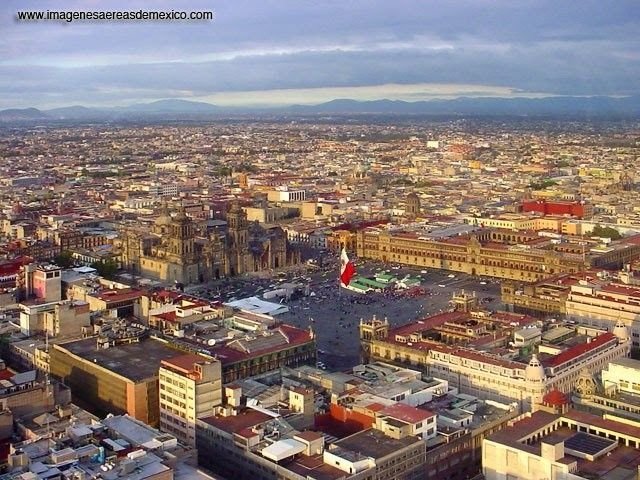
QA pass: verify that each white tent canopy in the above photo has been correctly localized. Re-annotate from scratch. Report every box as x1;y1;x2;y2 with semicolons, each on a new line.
225;296;289;316
261;439;306;462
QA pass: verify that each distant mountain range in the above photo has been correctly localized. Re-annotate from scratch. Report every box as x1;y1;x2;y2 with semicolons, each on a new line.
1;96;639;122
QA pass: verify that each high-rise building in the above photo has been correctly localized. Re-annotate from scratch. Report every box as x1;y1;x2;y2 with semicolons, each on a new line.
159;354;222;447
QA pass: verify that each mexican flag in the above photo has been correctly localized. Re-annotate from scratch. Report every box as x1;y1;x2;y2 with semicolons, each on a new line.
340;248;356;286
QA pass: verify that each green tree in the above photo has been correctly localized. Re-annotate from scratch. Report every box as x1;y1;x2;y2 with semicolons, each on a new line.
54;250;75;268
215;166;232;177
90;259;119;279
0;334;11;360
528;179;557;190
236;162;259;174
591;225;622;240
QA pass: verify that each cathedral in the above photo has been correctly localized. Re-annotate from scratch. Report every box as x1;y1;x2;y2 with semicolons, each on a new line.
119;202;299;284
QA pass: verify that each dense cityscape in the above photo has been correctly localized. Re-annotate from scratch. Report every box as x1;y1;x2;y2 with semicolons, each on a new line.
0;116;637;480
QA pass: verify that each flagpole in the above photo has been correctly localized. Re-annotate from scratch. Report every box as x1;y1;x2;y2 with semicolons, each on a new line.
338;251;342;297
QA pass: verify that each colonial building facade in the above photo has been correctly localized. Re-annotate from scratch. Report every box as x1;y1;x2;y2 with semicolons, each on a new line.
119;202;299;284
356;228;640;282
360;316;631;409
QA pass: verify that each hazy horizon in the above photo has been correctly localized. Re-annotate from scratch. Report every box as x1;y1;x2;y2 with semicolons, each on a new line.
2;1;639;109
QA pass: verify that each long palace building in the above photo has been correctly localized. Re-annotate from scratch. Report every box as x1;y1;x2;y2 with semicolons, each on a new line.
360;308;631;409
356;227;640;282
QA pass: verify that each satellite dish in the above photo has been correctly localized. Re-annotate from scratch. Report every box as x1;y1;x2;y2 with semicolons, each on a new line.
207;338;216;346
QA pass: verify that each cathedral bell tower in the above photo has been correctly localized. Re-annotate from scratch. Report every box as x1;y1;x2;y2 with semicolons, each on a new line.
168;207;196;262
226;201;249;276
227;202;248;248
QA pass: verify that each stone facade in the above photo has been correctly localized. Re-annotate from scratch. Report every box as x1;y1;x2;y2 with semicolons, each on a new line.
119;202;299;284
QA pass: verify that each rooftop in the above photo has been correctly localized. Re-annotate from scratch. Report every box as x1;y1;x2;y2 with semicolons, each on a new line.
543;332;617;368
95;288;143;303
161;353;212;373
333;428;422;460
281;452;347;480
608;357;640;369
101;414;169;447
200;409;272;435
379;403;435;424
55;337;183;382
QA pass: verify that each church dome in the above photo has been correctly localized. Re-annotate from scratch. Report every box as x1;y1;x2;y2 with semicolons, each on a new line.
174;207;190;223
542;389;569;407
525;354;546;382
228;201;242;214
574;368;598;397
613;319;630;342
155;203;172;226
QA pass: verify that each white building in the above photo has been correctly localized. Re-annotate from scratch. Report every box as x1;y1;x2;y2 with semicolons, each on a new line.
423;330;629;408
148;183;179;198
601;357;640;394
374;402;437;440
566;281;640;348
483;408;640;480
351;362;450;407
267;187;306;202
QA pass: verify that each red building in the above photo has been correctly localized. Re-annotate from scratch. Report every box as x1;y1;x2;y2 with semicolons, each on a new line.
520;199;592;219
0;256;33;288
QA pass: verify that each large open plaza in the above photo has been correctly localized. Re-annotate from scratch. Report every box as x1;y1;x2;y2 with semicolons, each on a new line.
188;261;503;370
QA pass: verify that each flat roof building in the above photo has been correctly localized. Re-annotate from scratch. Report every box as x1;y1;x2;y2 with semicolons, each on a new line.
484;409;640;480
50;337;184;426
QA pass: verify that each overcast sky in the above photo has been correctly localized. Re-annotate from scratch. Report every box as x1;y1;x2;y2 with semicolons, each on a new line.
1;0;639;109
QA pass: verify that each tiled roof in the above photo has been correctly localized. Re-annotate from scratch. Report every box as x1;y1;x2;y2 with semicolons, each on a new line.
563;410;640;439
95;289;143;303
161;353;209;372
154;311;177;322
379;403;435;424
389;311;468;337
200;409;272;435
543;333;616;368
211;324;313;365
600;283;640;297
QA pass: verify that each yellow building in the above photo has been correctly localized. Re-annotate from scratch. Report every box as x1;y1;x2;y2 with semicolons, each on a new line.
159;354;222;447
42;301;91;338
357;228;585;282
300;201;335;219
566;281;640;348
357;228;640;282
327;230;357;252
501;277;570;316
464;215;566;233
